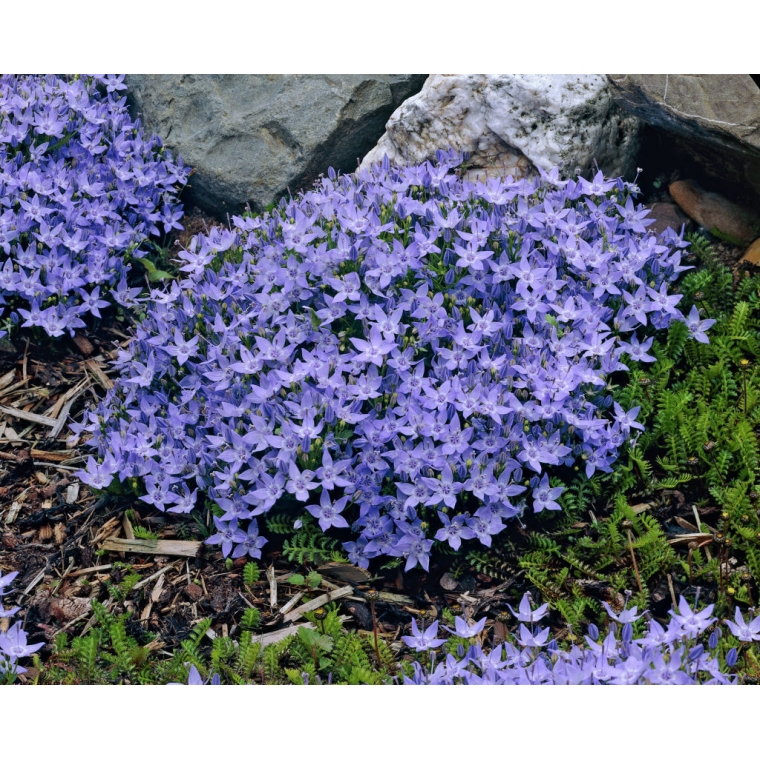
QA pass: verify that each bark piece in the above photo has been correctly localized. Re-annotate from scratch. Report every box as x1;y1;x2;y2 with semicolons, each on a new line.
100;537;201;558
282;585;353;623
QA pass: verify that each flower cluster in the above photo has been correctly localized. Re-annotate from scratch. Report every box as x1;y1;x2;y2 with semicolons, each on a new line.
77;150;699;570
0;74;189;337
0;570;42;680
402;593;751;685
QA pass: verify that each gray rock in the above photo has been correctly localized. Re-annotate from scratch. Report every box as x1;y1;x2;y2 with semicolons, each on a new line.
360;75;641;182
125;75;427;218
607;75;760;203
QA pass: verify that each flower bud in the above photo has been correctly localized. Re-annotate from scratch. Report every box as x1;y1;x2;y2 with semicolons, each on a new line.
688;644;704;662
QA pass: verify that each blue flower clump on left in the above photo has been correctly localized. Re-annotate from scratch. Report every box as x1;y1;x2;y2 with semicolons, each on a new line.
0;571;42;682
76;149;707;571
0;74;189;337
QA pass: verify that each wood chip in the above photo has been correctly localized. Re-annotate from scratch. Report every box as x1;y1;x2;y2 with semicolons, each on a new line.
3;425;20;441
54;523;66;544
47;398;76;440
21;568;46;597
675;516;700;533
0;369;16;392
72;334;94;356
69;564;113;578
150;573;166;603
85;359;114;391
132;562;177;591
65;482;80;504
140;602;153;624
185;583;203;602
376;591;415;605
0;404;56;427
144;638;164;653
267;565;277;608
91;516;122;544
667;532;713;545
51;597;92;633
4;501;23;525
282;585;353;624
251;616;352;648
28;449;73;463
278;591;305;617
317;561;372;585
122;514;135;541
99;537;201;558
43;377;89;421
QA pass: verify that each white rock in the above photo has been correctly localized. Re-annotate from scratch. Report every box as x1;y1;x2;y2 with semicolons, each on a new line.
360;75;641;182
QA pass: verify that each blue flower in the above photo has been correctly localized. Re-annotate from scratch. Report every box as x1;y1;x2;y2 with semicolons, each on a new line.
669;596;716;638
402;619;446;651
683;305;716;344
306;491;350;532
508;593;549;623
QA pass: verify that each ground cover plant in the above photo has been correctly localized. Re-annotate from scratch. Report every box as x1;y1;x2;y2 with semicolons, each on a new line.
76;151;699;579
4;237;760;685
0;74;189;338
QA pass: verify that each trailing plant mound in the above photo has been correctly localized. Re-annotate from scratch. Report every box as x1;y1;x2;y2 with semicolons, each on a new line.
144;593;757;686
401;592;753;685
77;151;703;571
0;74;189;338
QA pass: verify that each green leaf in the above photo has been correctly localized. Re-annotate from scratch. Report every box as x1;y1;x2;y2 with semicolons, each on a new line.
289;573;305;586
285;668;305;685
297;626;333;652
306;571;322;589
136;257;173;282
298;627;318;647
243;562;260;586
